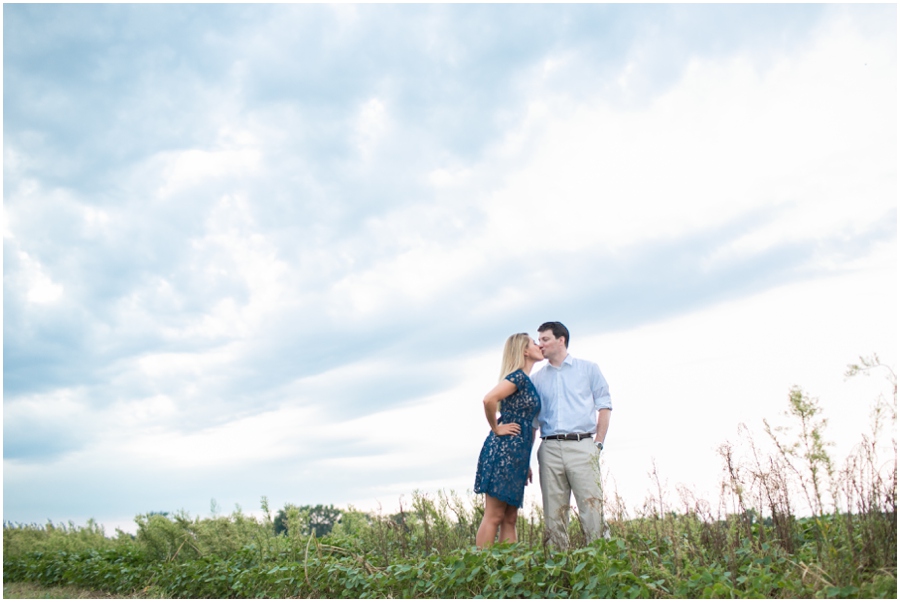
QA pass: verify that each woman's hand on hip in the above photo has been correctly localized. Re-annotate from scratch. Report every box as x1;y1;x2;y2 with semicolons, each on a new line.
493;423;521;436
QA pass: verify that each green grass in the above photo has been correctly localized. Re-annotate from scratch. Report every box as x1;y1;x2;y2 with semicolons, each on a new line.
2;581;137;599
3;492;895;598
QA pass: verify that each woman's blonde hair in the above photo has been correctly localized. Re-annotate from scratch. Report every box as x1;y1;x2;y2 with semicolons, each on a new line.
498;332;532;381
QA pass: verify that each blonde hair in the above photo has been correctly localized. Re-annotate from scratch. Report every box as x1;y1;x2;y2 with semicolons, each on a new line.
498;332;532;382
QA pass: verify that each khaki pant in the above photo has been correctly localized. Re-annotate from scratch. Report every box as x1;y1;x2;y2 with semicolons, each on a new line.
537;437;607;548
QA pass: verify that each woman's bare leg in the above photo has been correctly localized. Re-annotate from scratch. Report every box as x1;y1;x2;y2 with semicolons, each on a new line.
498;503;519;543
476;495;507;548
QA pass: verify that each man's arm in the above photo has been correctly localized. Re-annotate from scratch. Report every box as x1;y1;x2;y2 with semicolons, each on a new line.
594;408;611;444
590;363;611;445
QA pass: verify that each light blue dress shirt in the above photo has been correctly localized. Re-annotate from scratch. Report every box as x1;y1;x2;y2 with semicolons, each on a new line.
531;354;612;437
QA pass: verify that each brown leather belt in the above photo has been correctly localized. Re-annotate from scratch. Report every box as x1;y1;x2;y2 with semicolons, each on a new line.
543;433;593;441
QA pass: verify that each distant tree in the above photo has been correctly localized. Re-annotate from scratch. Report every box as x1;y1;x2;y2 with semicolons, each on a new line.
274;503;341;537
307;504;342;537
331;509;374;537
273;504;297;536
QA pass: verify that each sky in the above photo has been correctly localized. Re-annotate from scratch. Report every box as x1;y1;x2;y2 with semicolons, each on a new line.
3;3;896;534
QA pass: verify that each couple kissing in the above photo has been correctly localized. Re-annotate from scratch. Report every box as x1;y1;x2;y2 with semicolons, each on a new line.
474;321;612;549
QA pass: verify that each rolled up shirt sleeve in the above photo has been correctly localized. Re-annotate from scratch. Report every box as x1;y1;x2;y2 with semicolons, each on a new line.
591;363;612;411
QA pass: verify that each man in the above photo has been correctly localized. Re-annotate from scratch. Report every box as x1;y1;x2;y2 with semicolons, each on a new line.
531;321;611;548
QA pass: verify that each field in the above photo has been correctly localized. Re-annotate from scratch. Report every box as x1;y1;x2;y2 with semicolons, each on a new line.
3;356;896;598
2;581;132;599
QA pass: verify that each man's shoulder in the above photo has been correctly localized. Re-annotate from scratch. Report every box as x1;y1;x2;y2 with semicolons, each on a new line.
567;355;597;368
568;356;602;375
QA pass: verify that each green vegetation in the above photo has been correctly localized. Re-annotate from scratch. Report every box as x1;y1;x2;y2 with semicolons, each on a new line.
2;580;135;599
273;503;341;538
4;355;896;598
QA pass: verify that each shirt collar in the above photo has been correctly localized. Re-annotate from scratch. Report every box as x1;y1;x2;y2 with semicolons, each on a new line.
549;353;574;369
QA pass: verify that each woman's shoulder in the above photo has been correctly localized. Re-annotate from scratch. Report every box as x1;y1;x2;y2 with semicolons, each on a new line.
504;368;528;383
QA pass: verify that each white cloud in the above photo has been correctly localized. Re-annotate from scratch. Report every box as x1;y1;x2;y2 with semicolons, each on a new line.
5;389;88;426
17;249;65;304
475;8;894;259
181;193;294;338
327;242;484;318
156;148;262;199
3;4;894;529
86;402;321;471
355;97;389;160
137;346;239;381
108;394;179;429
427;166;472;188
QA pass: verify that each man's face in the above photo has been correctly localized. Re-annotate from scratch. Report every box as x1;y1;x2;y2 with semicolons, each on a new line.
538;330;565;359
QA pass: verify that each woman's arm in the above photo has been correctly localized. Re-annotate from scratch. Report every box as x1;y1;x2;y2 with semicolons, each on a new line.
483;380;520;436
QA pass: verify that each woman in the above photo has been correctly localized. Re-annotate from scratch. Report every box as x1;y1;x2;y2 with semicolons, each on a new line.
474;333;543;547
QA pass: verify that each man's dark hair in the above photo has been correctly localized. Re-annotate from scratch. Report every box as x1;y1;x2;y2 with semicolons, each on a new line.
538;321;569;348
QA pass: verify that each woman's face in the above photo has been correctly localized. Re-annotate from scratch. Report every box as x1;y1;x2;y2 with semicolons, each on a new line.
525;338;544;361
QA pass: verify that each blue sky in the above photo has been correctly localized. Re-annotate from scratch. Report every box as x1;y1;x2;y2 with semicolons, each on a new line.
3;3;896;532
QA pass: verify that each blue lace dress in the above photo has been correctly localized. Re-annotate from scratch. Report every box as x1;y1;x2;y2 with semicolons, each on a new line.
474;369;542;508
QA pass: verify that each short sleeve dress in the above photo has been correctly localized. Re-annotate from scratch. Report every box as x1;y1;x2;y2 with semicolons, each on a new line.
473;369;542;508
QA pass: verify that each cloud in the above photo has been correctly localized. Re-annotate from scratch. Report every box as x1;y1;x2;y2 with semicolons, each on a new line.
3;3;895;526
3;392;90;461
